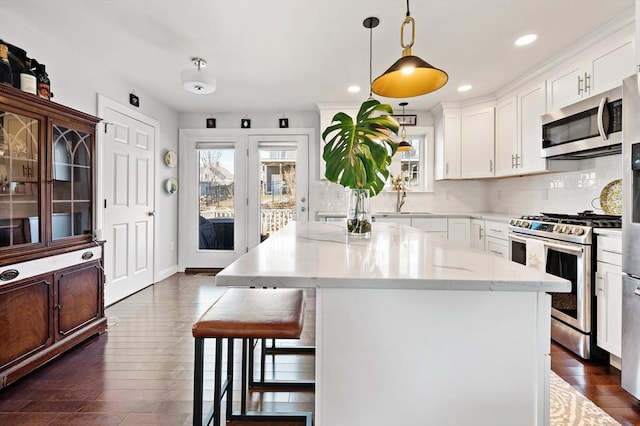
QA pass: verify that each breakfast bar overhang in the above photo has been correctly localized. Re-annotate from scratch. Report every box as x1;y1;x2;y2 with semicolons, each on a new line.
215;222;570;426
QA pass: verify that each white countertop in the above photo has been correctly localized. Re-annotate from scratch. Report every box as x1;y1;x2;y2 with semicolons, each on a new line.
216;222;569;292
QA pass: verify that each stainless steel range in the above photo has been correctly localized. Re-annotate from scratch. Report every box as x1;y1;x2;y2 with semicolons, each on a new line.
508;212;621;359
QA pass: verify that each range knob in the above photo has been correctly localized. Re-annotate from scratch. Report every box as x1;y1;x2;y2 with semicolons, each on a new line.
574;228;585;236
553;224;562;233
521;221;530;229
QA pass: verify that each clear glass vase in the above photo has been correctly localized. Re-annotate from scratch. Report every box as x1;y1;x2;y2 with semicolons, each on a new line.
346;188;371;236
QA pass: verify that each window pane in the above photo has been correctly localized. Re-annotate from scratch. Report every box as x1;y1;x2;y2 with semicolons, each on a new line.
0;111;40;246
198;149;235;250
259;146;297;241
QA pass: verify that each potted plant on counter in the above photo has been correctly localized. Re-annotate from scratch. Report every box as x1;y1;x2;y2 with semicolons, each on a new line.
321;99;399;236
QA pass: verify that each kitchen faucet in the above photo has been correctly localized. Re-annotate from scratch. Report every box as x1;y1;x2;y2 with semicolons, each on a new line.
396;188;406;212
392;174;407;212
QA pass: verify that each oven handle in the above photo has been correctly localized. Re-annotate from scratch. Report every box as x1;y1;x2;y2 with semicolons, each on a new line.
597;96;608;140
544;241;585;254
508;233;585;254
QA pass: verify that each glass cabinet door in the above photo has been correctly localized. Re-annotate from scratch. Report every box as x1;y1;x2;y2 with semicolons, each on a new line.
0;111;40;247
52;124;92;240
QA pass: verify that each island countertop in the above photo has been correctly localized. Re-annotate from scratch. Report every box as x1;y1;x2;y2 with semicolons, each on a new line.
216;221;569;293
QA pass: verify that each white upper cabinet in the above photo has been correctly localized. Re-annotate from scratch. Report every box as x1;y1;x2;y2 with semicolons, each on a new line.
517;81;548;175
494;95;518;176
546;27;635;112
433;104;461;180
461;104;495;178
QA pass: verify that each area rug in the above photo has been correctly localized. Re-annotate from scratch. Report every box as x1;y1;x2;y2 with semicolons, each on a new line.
550;371;620;425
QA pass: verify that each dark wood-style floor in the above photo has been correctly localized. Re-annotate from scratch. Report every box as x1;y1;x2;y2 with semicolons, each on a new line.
0;272;639;425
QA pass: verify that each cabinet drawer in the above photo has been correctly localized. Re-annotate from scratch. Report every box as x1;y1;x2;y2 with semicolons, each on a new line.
486;237;509;259
484;221;508;240
597;236;622;266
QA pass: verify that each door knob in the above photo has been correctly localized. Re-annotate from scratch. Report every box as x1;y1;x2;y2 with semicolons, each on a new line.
148;211;156;217
300;197;306;202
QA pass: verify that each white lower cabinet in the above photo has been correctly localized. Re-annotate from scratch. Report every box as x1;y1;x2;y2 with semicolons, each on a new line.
373;216;412;226
470;219;485;250
411;217;448;239
595;235;623;360
447;218;471;246
486;238;509;259
484;220;509;259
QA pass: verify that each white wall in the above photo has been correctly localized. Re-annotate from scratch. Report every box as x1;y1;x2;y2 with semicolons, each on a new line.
2;9;181;278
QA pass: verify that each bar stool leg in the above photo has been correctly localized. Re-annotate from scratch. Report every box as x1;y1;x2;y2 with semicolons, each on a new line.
212;337;223;426
193;338;204;426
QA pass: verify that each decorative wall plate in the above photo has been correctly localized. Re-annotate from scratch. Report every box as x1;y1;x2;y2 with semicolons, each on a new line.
599;179;622;215
165;177;178;194
164;150;177;167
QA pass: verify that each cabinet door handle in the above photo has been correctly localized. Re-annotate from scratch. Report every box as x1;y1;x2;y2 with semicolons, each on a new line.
82;251;94;260
445;162;449;175
584;72;591;93
489;249;503;255
0;269;19;281
515;154;520;168
511;154;515;169
489;159;493;172
578;75;584;95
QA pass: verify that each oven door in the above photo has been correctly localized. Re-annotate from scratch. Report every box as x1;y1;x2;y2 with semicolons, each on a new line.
509;232;591;332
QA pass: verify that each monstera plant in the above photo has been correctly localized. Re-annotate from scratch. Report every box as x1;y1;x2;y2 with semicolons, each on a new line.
322;99;399;235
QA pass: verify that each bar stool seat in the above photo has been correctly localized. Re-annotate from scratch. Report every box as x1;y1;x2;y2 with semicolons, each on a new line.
192;288;312;426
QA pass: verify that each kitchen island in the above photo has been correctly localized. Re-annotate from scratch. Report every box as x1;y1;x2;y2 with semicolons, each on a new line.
216;222;570;426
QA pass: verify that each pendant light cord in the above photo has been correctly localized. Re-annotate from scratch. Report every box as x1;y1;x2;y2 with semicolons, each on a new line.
369;22;373;98
406;0;410;17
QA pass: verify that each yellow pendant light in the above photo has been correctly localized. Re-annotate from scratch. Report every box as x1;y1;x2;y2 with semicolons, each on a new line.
372;0;448;98
397;102;412;152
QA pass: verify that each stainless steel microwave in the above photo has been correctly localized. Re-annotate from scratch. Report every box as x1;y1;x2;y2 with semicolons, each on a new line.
541;87;622;159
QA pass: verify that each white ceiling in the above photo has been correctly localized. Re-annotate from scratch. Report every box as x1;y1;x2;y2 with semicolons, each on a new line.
2;0;635;114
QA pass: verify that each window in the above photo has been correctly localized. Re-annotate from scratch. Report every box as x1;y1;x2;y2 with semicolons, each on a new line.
386;128;434;192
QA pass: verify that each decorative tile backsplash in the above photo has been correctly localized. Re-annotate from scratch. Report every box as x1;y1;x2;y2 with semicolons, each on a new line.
312;155;622;217
488;155;622;215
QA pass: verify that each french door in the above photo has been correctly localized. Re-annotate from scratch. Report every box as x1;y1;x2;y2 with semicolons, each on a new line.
178;130;310;270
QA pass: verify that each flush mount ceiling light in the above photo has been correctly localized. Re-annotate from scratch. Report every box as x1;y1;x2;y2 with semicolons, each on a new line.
371;0;448;98
181;57;216;94
457;84;472;92
515;33;538;47
397;102;413;152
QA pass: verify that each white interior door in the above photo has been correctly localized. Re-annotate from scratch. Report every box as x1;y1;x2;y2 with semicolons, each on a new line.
101;103;156;305
247;134;309;249
178;131;247;269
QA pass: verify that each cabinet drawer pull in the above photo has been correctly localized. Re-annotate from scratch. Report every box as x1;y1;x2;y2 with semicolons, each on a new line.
601;249;622;255
0;269;19;281
82;251;94;260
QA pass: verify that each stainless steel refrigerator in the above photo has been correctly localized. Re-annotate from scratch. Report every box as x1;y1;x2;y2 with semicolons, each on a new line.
622;73;640;400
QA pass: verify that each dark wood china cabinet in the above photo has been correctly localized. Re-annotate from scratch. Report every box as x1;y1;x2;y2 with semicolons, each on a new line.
0;84;105;388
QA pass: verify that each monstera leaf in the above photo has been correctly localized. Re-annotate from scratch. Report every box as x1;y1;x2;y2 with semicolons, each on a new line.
322;99;399;196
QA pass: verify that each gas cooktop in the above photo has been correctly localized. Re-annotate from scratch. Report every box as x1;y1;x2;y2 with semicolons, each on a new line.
508;211;621;245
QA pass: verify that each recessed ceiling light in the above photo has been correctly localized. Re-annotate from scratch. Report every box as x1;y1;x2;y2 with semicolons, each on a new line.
515;33;538;47
348;85;361;93
457;84;472;92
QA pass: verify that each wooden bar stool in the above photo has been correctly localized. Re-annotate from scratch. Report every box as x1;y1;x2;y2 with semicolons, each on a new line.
192;288;312;426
